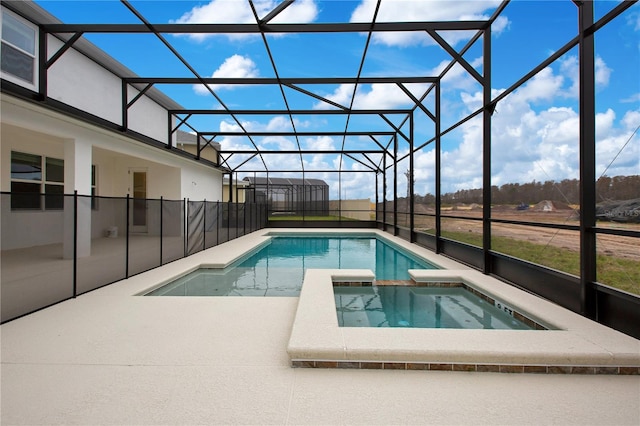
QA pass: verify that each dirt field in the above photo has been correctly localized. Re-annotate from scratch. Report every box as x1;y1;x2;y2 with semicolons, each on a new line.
410;205;640;262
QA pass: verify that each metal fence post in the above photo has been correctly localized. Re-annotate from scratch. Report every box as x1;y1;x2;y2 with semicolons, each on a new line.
578;1;597;319
185;198;189;257
125;193;130;278
216;201;220;246
73;190;78;298
235;202;239;238
482;26;493;274
160;196;163;266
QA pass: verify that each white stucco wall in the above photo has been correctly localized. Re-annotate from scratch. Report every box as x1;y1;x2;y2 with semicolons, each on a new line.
0;124;67;249
47;36;122;125
1;96;222;197
93;149;181;199
181;165;223;201
127;85;170;143
1;96;224;250
46;36;170;144
0;123;66;176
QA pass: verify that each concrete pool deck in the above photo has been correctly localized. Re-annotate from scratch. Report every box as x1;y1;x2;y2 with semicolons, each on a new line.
2;228;639;424
289;269;639;372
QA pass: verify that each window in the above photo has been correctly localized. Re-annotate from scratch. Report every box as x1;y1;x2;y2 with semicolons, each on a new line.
45;157;64;209
91;165;98;210
11;151;64;210
1;10;37;86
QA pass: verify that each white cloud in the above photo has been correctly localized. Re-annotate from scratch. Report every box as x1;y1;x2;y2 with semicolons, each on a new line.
427;57;484;93
265;116;292;131
304;136;335;151
596;109;640;177
314;82;429;110
490;96;582;186
313;84;355;109
302;154;332;171
492;15;510;35
217;116;322;170
416;81;638;196
173;0;318;41
350;0;508;47
351;83;429;109
621;109;640;130
259;136;297;151
596;108;616;139
627;11;640;31
621;92;640;103
595;57;613;87
408;49;637;196
460;91;483;111
269;0;318;23
513;67;564;103
559;55;612;98
194;54;259;94
218;115;308;134
536;107;579;144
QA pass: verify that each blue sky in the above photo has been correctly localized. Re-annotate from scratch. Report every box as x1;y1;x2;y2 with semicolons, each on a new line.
35;0;639;200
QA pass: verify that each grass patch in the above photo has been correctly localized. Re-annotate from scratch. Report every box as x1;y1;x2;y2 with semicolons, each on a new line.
435;230;639;295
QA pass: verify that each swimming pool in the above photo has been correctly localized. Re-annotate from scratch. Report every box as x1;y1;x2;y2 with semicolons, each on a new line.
145;235;437;297
334;285;537;330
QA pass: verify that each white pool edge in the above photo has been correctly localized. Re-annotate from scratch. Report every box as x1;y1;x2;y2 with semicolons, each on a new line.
121;228;638;373
280;231;639;372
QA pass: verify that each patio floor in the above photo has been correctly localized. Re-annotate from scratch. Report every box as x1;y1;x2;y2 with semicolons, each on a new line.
1;229;639;425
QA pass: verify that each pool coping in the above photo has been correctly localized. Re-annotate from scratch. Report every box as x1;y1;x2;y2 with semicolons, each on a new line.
281;232;639;374
127;228;639;374
136;228;459;296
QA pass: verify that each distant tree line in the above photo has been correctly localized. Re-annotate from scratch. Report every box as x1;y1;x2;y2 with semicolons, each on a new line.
411;175;640;206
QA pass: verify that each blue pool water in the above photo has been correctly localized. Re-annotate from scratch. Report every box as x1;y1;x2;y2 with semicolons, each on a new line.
145;235;437;297
334;286;535;330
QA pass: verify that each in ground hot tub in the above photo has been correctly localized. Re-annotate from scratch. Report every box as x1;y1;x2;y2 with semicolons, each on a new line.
333;283;548;330
287;268;639;374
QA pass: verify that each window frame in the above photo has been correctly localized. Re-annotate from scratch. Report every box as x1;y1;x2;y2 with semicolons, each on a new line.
0;8;38;90
91;164;99;210
10;150;65;211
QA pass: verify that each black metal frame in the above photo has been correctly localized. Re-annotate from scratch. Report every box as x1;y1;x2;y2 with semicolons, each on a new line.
1;0;638;337
0;192;267;324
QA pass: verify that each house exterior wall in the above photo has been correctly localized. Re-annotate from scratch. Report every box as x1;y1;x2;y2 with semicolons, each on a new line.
126;84;171;143
1;124;65;249
1;95;222;197
47;36;123;126
181;166;223;201
46;36;172;143
329;199;373;220
1;95;223;250
4;23;173;144
176;143;220;164
222;183;248;203
1;6;224;252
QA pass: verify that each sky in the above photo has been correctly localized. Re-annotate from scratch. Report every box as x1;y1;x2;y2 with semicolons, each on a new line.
34;0;640;201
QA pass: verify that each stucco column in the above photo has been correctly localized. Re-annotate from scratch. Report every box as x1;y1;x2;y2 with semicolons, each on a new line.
63;138;92;258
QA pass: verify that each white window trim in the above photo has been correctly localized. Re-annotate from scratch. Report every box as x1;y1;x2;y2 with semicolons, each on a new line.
91;164;99;210
10;150;64;211
0;7;38;91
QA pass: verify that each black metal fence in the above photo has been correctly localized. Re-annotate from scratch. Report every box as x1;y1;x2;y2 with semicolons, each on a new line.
379;206;640;339
0;192;268;323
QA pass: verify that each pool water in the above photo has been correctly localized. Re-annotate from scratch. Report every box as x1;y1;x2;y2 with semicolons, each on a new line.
145;236;437;297
334;285;535;330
